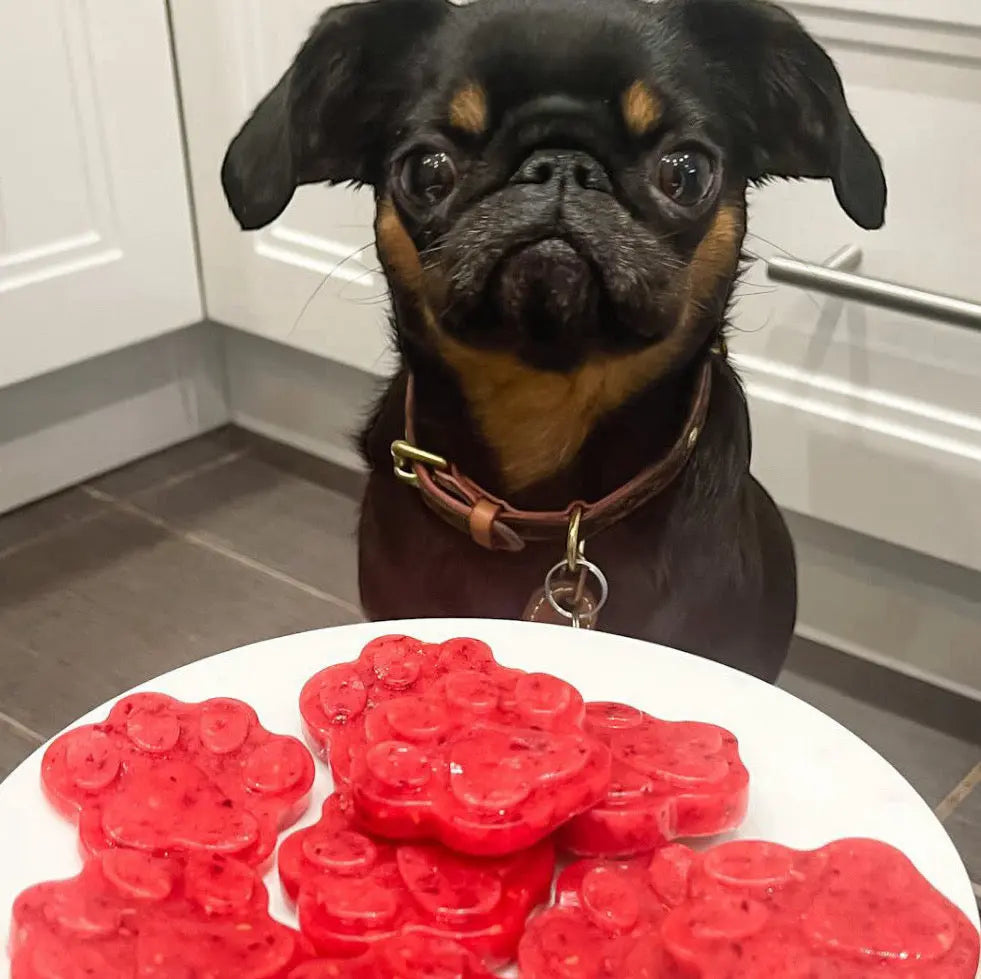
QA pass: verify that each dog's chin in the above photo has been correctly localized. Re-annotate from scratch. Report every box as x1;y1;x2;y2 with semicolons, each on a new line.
441;236;680;371
491;238;602;369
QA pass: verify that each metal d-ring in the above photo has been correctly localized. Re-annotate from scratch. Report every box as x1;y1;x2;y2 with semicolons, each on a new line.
544;556;609;625
566;506;584;571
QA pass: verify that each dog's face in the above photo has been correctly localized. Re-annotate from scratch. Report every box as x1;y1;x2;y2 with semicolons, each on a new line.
223;0;885;485
381;3;747;374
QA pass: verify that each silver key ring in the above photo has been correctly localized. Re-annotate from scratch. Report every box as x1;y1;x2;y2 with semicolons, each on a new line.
544;557;609;622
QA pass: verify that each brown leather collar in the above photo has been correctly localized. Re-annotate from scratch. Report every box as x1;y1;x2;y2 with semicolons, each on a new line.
392;356;714;553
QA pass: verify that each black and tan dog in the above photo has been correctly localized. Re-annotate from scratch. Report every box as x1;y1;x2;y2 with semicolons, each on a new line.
222;0;886;683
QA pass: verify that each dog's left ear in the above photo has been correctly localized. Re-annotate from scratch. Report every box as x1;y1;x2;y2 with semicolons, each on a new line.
676;0;886;229
222;0;449;230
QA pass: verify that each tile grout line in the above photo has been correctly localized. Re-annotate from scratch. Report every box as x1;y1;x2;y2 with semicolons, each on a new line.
0;710;45;746
934;760;981;823
82;486;364;620
0;508;107;564
0;447;249;565
81;448;249;499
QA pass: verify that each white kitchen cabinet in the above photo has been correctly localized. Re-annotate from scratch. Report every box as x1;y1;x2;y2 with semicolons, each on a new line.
788;0;981;30
731;5;981;572
171;0;393;379
0;0;201;389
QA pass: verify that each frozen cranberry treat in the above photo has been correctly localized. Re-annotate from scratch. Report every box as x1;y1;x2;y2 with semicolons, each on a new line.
557;701;749;857
519;851;673;978
41;692;314;867
288;933;496;979
10;850;311;979
299;635;497;783
520;839;981;978
278;792;554;963
347;663;612;856
654;838;980;977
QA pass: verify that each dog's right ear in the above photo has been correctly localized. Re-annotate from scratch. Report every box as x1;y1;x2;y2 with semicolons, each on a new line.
674;0;886;230
222;0;449;231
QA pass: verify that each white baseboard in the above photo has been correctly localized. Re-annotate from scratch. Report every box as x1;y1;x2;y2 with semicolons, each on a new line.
790;511;981;700
0;323;229;513
0;321;371;512
222;326;374;473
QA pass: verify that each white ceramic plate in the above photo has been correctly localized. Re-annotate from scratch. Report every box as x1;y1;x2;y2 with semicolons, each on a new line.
1;619;977;978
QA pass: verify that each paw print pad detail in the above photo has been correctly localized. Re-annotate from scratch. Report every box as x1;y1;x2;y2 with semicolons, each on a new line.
519;839;981;978
349;667;611;856
557;702;749;857
278;792;554;965
299;636;496;784
519;856;673;978
288;933;496;979
11;851;311;979
41;692;314;867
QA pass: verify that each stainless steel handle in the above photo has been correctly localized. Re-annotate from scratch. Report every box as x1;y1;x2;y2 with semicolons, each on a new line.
766;246;981;332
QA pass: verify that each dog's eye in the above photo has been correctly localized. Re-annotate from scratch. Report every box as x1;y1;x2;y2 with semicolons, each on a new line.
655;149;714;207
400;151;458;206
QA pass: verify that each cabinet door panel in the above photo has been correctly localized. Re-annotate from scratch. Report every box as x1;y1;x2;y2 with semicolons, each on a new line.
729;11;981;569
0;0;201;387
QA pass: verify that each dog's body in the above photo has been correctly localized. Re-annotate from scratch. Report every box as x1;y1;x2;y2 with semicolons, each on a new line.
222;0;885;684
358;359;796;681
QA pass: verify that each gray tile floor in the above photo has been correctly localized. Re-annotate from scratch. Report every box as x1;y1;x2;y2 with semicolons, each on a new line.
0;428;978;906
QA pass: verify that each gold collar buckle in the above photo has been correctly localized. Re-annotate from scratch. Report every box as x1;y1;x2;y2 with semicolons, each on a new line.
391;439;448;487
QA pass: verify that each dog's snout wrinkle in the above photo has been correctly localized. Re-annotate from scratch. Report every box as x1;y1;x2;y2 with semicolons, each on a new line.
511;150;613;194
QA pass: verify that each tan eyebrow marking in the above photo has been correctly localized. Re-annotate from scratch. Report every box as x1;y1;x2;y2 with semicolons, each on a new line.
622;80;663;136
449;82;489;135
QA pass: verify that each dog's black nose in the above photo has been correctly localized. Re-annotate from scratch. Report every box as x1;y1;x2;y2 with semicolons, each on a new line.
512;150;613;194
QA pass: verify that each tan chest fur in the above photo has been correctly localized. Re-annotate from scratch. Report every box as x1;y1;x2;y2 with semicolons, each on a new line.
439;338;684;491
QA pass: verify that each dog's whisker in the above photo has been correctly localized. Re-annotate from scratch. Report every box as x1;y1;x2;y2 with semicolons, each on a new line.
743;231;804;262
729;305;777;335
741;240;824;311
350;294;395;305
339;266;387;294
289;241;376;335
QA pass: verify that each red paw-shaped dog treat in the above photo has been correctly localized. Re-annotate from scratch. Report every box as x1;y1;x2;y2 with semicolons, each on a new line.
278;792;554;963
655;838;980;978
10;850;312;979
519;839;981;978
519;853;674;978
557;702;749;857
347;665;611;856
42;692;315;866
299;635;498;783
289;933;496;979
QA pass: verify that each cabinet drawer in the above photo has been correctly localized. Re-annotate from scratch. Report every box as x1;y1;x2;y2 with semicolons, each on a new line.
729;13;981;570
786;0;981;31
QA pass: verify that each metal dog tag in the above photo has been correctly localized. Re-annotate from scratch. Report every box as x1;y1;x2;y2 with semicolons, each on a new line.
523;580;601;629
523;555;609;630
523;508;609;629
